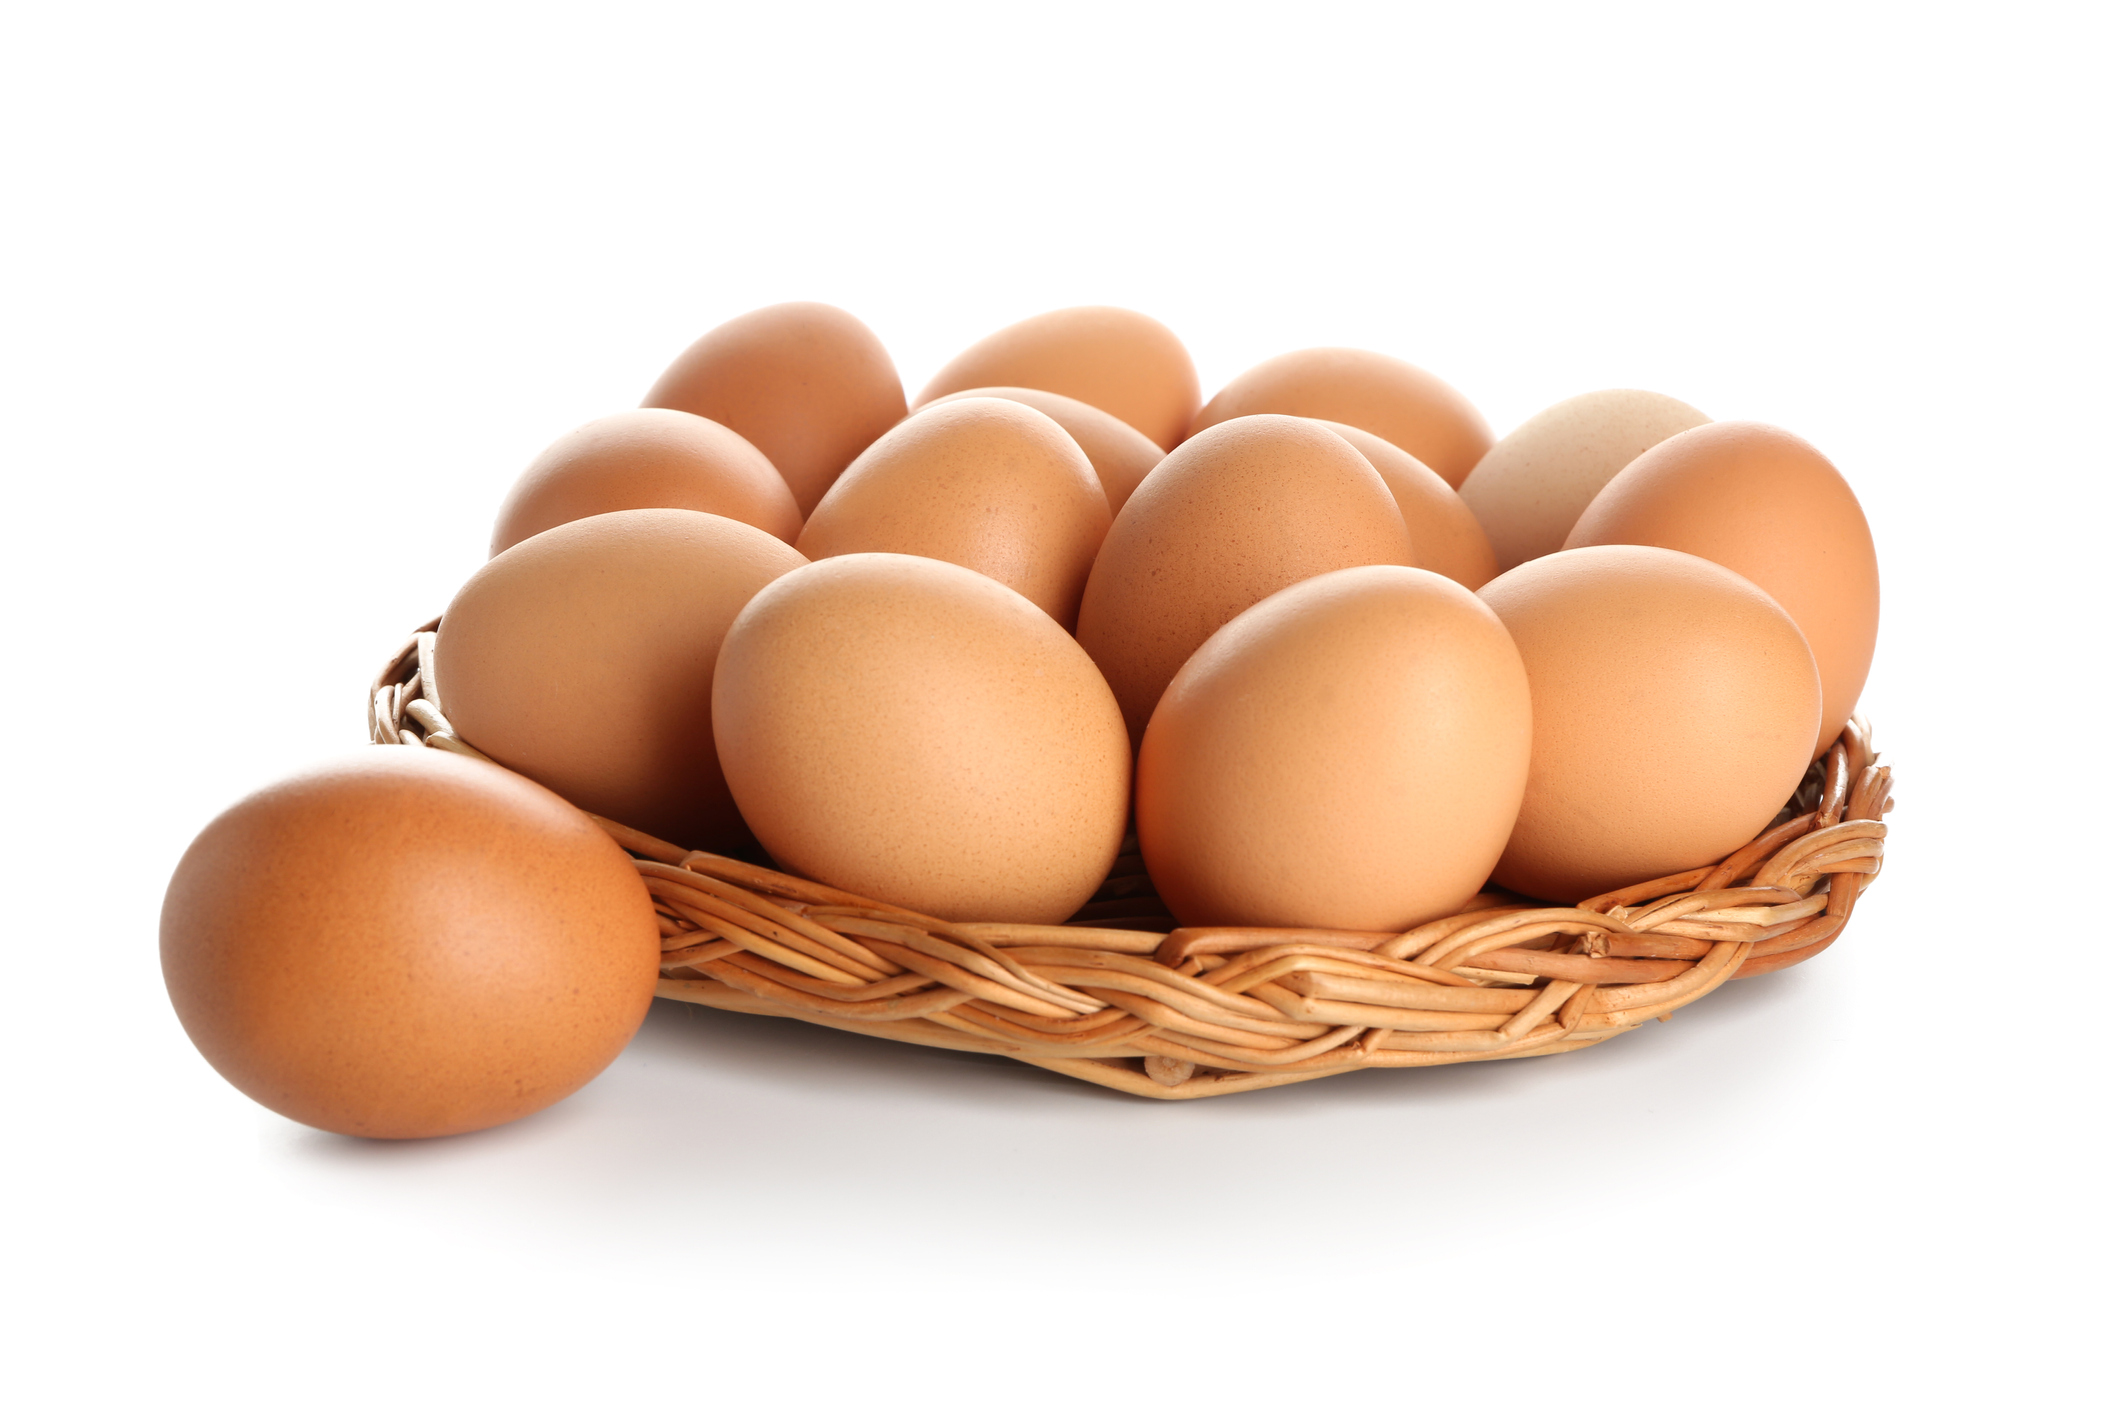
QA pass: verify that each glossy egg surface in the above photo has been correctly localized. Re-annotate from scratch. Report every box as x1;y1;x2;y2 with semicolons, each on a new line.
1565;420;1877;758
1316;420;1497;589
796;397;1110;630
436;508;806;852
1189;348;1493;488
1137;565;1531;931
713;554;1130;924
918;385;1165;513
160;748;660;1139
1075;414;1415;744
916;306;1199;450
643;302;906;517
1478;545;1821;903
1457;388;1708;574
491;408;800;556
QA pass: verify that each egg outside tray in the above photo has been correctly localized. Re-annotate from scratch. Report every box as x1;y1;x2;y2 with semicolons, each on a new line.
371;619;1893;1100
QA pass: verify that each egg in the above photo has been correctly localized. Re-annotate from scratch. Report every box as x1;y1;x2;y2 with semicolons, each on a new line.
1456;389;1709;574
1075;414;1416;744
160;748;660;1139
796;397;1111;630
1315;420;1497;589
1188;348;1493;488
1137;566;1532;931
490;408;801;556
1564;421;1878;758
713;554;1130;923
918;385;1164;513
643;302;906;517
915;306;1200;450
436;508;807;852
1478;545;1822;903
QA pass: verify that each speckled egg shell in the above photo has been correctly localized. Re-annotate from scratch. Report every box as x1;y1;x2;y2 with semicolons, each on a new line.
796;397;1111;631
160;748;660;1139
915;307;1200;451
918;385;1165;513
1478;545;1822;904
491;408;801;556
1564;420;1877;759
713;554;1130;924
643;302;906;517
1316;420;1497;589
1457;389;1708;574
436;508;807;852
1075;414;1416;744
1188;348;1493;488
1137;566;1531;931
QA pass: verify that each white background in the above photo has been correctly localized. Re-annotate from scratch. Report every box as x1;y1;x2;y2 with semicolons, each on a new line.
5;3;2115;1409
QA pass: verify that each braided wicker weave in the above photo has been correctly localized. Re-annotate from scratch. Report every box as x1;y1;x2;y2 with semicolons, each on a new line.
371;620;1891;1099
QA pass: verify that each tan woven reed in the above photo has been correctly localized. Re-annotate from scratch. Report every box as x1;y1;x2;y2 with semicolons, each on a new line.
371;620;1892;1099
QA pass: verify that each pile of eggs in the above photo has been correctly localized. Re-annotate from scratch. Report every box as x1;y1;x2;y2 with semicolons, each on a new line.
161;301;1878;1137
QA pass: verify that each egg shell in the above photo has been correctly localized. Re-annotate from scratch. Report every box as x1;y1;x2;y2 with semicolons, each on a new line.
918;385;1165;513
713;553;1130;924
1137;565;1532;931
1477;545;1822;904
643;302;907;517
1564;420;1877;758
436;508;807;852
1188;348;1493;488
491;408;801;556
1315;420;1498;589
916;306;1200;451
159;748;660;1139
1457;389;1709;574
796;397;1111;631
1074;414;1416;745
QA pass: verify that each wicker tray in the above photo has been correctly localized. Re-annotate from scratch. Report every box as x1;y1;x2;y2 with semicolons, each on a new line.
371;620;1891;1099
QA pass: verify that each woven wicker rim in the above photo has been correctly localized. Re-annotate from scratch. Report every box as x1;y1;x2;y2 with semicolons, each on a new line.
370;619;1892;1099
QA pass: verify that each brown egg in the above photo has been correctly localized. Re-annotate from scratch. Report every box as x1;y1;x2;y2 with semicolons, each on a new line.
1457;389;1709;574
1564;421;1877;758
160;748;659;1139
491;408;801;556
714;554;1130;923
436;509;807;852
1137;566;1531;931
918;385;1164;512
1189;348;1493;488
1315;420;1498;589
643;302;906;517
1075;414;1416;744
915;306;1200;450
797;397;1110;630
1478;546;1821;904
